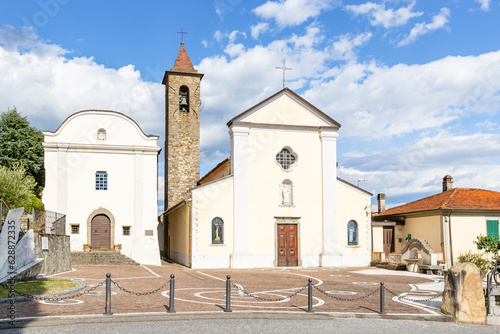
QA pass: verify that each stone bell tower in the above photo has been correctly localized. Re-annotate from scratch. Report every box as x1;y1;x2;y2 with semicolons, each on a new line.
162;41;204;210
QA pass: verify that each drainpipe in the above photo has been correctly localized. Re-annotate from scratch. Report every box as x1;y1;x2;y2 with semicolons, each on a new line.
448;210;454;266
184;197;192;268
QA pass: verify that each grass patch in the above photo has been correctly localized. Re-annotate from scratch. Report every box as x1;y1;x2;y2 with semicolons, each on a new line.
0;279;78;298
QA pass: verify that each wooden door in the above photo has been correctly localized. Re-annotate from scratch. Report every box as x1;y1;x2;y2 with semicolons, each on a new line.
277;224;298;267
91;214;111;249
383;227;393;254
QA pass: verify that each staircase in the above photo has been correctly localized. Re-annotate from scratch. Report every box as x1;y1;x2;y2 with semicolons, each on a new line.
487;286;500;325
71;251;140;266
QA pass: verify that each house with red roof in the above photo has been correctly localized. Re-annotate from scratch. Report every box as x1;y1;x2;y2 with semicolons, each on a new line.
372;175;500;269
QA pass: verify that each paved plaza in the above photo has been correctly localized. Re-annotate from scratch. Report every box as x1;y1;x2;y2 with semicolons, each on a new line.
1;262;451;322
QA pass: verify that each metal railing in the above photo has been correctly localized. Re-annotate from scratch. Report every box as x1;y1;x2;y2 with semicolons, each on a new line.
486;264;500;315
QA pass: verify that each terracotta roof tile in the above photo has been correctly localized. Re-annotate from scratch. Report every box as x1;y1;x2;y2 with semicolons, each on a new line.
172;42;194;70
375;188;500;216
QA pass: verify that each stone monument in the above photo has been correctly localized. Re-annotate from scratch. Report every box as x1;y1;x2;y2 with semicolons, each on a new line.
441;262;486;324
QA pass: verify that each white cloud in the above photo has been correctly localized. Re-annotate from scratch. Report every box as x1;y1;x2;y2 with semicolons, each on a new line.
251;22;270;39
253;0;337;28
331;32;372;60
304;51;500;140
345;0;423;28
214;30;246;44
0;25;164;137
398;7;450;46
475;0;491;11
339;131;500;198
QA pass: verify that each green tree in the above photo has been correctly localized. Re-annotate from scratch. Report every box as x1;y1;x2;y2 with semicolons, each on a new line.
0;164;42;211
0;108;44;192
474;234;500;266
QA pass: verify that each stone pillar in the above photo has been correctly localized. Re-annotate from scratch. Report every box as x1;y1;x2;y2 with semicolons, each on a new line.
441;263;486;324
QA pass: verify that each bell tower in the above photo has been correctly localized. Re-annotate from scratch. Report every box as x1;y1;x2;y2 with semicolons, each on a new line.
162;41;204;210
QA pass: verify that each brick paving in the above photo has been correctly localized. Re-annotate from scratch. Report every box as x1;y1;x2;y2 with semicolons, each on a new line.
1;263;447;320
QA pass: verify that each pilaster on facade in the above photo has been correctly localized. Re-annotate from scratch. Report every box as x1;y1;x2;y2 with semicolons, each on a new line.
230;126;251;260
320;129;340;263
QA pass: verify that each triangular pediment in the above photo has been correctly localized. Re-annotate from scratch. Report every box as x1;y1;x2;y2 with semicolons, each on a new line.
228;88;340;129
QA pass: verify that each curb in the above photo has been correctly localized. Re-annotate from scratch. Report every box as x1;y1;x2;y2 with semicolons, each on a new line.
0;311;456;328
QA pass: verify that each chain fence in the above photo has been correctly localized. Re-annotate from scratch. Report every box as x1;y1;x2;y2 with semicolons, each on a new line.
111;279;172;296
0;280;105;301
230;281;308;302
313;284;381;302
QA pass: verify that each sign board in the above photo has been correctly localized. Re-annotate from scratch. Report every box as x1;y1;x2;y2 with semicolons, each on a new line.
42;236;49;251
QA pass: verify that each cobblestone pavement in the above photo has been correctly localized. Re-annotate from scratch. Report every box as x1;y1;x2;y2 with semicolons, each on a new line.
1;263;448;320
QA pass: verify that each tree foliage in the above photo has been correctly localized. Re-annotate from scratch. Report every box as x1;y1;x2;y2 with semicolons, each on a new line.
0;108;44;191
0;164;41;211
474;234;500;266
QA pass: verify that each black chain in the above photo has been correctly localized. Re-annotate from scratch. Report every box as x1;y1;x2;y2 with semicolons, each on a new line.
230;281;308;302
111;279;171;296
0;280;105;301
385;286;444;302
313;285;380;301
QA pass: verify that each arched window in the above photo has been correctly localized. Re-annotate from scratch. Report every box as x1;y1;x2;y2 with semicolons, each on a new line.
275;147;297;171
179;86;189;112
97;128;106;141
211;217;224;244
280;179;293;206
347;220;358;246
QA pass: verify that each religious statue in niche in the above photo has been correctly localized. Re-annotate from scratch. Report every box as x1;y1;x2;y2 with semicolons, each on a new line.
281;180;293;206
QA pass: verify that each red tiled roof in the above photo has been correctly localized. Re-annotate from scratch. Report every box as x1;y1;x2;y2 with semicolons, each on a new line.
172;42;194;70
375;188;500;216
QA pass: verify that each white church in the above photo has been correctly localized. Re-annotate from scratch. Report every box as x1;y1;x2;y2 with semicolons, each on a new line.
42;41;372;268
158;43;373;269
42;110;161;266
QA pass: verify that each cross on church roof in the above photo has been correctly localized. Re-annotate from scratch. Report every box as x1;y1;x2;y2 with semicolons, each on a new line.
275;59;293;89
177;28;188;42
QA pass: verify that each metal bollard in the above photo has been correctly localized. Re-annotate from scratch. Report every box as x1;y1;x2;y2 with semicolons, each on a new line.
104;273;113;315
307;278;314;313
168;274;175;313
224;275;232;312
379;282;386;315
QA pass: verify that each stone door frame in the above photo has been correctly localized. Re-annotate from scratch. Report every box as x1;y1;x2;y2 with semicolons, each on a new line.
87;207;115;248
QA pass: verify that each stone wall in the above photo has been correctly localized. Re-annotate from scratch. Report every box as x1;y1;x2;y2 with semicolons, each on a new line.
164;71;203;210
34;234;71;275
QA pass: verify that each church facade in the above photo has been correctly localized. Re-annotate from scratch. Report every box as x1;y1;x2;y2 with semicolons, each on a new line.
159;43;372;269
43;110;161;265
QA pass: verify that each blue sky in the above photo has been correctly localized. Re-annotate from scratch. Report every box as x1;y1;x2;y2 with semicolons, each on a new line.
1;0;499;212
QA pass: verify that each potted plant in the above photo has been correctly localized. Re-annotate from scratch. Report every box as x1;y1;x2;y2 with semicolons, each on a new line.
114;244;122;253
83;243;91;252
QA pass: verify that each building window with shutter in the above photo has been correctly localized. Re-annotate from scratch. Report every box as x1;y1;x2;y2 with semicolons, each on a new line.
487;220;499;241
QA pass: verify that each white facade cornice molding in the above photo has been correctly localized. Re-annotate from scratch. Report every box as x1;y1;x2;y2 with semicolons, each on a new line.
320;130;339;141
43;142;161;155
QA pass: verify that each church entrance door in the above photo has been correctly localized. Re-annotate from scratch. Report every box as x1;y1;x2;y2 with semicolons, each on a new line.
277;224;298;267
91;214;111;249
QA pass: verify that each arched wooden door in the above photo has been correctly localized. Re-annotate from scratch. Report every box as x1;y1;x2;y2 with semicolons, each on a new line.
91;214;111;249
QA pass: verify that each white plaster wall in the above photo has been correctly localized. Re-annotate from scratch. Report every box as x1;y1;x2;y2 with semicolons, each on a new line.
449;213;500;261
242;94;332;127
43;111;161;265
337;181;372;266
191;176;234;269
245;127;324;263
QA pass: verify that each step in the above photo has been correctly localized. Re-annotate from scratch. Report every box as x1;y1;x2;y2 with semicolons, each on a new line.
71;251;140;266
